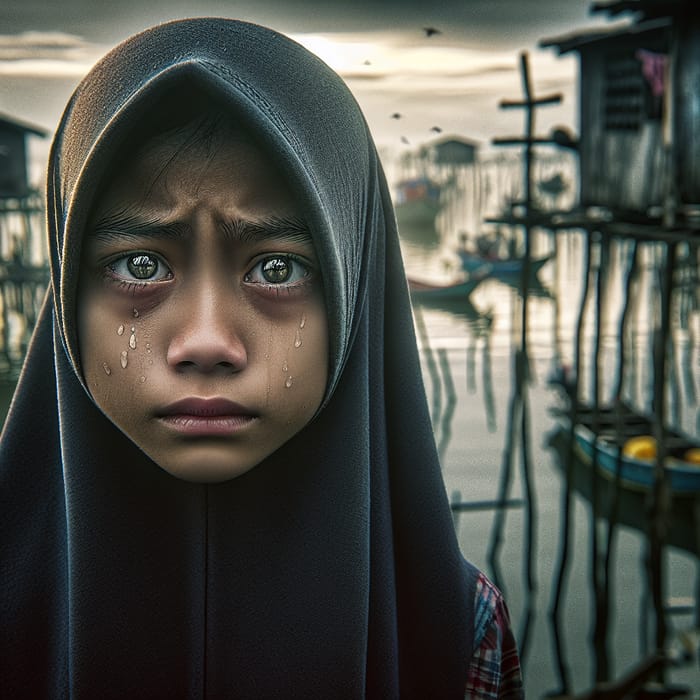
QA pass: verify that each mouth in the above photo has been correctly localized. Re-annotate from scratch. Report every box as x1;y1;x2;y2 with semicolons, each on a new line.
156;397;258;437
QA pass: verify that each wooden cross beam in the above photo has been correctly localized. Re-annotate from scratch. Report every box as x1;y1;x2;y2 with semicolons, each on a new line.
500;94;562;109
493;51;565;209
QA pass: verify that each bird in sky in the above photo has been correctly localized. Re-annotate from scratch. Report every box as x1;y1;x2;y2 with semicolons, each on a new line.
423;27;441;37
391;112;402;119
401;136;410;145
430;126;443;133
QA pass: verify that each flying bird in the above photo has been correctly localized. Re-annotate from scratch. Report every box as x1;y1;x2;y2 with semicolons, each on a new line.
400;136;410;145
430;126;443;133
423;27;441;37
390;112;402;119
363;59;372;65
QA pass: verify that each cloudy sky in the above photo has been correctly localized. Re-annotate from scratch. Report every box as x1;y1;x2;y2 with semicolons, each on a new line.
1;0;626;175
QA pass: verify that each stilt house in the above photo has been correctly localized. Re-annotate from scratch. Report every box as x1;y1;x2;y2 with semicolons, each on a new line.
541;0;700;227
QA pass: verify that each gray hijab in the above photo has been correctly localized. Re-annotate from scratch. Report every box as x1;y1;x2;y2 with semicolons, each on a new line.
1;18;476;698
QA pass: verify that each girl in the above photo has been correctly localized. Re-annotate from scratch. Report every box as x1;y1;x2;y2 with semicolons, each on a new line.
0;18;522;698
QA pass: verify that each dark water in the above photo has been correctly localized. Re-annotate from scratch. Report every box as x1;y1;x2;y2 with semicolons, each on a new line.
402;226;700;697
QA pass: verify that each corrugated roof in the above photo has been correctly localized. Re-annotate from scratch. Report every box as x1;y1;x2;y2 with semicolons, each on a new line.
540;16;670;54
591;0;690;20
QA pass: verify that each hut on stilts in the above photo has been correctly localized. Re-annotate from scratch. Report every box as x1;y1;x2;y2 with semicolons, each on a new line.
0;113;50;377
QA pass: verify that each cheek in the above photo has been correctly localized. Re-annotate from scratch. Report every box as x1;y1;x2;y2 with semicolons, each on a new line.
78;291;154;417
270;307;328;419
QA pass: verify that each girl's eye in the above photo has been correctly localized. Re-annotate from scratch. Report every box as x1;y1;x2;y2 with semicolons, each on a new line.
108;252;172;282
245;255;311;287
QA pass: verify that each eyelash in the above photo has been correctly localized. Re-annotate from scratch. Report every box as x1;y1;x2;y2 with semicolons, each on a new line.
102;251;173;294
101;251;315;295
244;254;313;290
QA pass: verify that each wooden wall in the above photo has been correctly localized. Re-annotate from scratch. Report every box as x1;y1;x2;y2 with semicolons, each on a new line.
577;28;669;216
674;11;700;210
0;130;29;199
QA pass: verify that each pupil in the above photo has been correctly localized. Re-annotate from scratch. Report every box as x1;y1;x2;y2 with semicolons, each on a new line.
262;258;290;283
128;254;157;279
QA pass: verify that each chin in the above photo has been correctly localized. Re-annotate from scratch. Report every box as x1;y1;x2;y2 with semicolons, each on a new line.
164;462;258;484
151;447;264;484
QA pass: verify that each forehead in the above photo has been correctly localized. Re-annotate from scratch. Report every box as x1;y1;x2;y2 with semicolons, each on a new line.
95;115;297;217
140;115;253;162
120;116;264;182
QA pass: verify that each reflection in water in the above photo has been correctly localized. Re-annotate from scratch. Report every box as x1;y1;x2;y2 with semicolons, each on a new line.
413;306;443;426
436;348;457;462
401;218;700;696
481;320;497;434
547;232;700;695
413;295;496;458
488;341;536;657
548;230;593;695
487;227;541;665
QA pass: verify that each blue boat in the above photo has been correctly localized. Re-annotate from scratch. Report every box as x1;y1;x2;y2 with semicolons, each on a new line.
552;406;700;494
407;274;483;302
572;424;700;494
547;409;700;555
456;249;553;279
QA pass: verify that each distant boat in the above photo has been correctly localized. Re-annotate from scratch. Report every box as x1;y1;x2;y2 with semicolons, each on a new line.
456;250;553;279
394;177;442;230
537;172;568;199
407;274;483;302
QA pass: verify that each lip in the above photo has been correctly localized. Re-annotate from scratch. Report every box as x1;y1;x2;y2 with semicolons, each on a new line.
156;397;258;436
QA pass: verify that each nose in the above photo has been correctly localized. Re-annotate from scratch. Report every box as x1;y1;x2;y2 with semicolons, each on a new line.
166;288;248;374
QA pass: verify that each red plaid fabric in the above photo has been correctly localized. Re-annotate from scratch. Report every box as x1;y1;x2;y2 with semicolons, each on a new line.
464;573;524;698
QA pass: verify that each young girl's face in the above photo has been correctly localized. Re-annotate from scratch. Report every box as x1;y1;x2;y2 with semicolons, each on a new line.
77;123;328;483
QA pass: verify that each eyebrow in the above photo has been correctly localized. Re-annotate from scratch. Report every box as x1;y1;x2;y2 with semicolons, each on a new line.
88;211;312;247
89;210;189;244
219;216;312;245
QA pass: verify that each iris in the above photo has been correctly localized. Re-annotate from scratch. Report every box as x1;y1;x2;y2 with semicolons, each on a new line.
127;254;159;279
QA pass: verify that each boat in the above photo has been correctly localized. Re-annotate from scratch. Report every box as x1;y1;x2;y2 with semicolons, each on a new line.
407;275;483;302
547;404;700;554
456;249;553;279
553;405;700;493
394;177;442;230
405;291;491;325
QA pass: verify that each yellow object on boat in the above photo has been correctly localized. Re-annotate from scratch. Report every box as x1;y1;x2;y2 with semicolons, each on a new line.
683;448;700;465
622;435;657;461
621;435;700;467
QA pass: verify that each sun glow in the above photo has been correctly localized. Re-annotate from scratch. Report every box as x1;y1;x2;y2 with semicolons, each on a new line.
291;32;539;80
290;33;383;74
